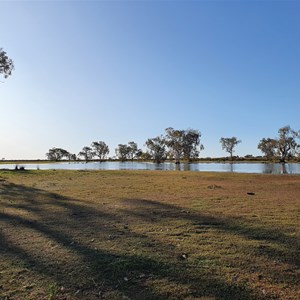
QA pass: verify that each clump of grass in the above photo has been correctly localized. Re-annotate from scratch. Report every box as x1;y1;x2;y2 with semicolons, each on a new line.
47;283;58;300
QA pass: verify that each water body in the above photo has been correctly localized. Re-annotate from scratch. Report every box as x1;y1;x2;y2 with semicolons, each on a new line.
1;161;300;174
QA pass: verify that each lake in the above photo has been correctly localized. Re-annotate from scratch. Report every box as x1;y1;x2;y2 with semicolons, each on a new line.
1;161;300;174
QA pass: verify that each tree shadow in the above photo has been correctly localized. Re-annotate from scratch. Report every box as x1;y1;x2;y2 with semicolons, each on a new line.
0;179;298;299
122;198;299;268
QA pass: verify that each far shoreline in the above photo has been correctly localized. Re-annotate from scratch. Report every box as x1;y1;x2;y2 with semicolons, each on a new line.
1;158;300;164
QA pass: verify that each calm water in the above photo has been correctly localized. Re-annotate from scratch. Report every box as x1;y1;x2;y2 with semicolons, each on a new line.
1;161;300;174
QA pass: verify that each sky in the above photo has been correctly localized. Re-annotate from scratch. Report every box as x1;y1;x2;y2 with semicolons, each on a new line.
1;0;300;160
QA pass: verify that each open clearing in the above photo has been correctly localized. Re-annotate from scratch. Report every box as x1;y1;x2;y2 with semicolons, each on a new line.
0;170;299;299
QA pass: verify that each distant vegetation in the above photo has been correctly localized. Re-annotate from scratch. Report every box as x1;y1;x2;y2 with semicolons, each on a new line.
44;126;300;163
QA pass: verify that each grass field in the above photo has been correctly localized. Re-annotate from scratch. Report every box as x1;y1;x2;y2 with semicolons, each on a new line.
0;170;299;300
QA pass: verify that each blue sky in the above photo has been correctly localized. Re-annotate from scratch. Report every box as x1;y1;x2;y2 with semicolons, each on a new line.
1;0;299;160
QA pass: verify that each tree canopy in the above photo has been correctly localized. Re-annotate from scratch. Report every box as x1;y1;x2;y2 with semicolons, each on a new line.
91;141;109;162
78;146;94;162
258;126;300;162
164;127;203;163
46;148;70;161
0;48;14;79
115;141;141;161
220;137;241;160
145;136;167;164
257;138;277;161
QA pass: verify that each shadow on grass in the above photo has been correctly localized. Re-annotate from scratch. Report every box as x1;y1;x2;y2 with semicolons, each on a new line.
0;179;298;299
122;198;300;268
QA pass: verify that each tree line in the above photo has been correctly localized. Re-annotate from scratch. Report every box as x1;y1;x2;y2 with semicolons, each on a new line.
46;126;300;164
46;128;203;164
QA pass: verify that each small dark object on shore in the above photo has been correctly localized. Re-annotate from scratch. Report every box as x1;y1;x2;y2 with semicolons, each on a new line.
14;165;26;171
247;192;255;195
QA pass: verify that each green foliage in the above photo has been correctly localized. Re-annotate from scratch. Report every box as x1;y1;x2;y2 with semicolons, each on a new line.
115;141;141;161
47;283;58;300
258;125;300;162
220;137;241;160
257;138;277;161
78;146;94;162
0;48;14;79
91;141;109;161
149;127;203;164
277;126;299;161
182;128;203;161
46;147;70;161
164;127;185;163
145;135;167;163
115;144;130;162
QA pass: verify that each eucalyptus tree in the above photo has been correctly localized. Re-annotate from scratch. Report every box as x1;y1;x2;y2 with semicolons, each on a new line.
182;128;204;161
145;136;167;163
78;146;94;162
258;126;300;162
115;144;130;162
0;48;14;79
91;141;109;162
127;141;140;160
115;141;141;161
276;126;299;162
46;147;70;161
135;149;144;160
164;127;203;163
164;127;184;164
220;137;241;160
139;151;152;161
257;138;277;161
68;153;77;161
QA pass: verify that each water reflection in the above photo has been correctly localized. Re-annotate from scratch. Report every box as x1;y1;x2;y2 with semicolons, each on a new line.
1;162;300;174
262;163;288;174
281;163;288;174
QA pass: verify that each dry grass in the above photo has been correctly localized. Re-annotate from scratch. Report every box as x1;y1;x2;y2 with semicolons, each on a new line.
0;170;299;300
